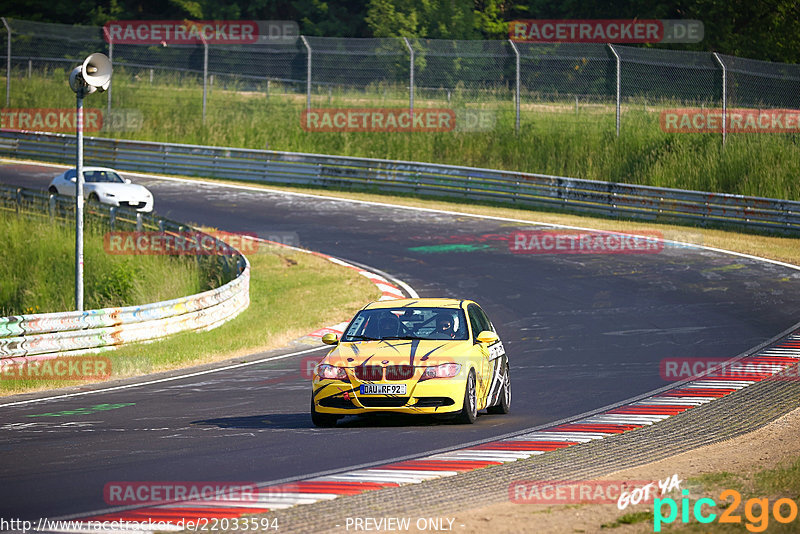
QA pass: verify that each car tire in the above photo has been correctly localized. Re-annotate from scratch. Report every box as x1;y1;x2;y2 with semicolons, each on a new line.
487;362;511;414
87;193;100;204
455;369;478;424
48;186;58;194
311;397;339;428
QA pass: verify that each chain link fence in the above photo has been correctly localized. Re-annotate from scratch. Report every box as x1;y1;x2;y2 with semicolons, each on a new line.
2;17;799;138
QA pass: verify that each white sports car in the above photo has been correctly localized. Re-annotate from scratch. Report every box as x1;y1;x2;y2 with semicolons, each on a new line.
48;167;154;213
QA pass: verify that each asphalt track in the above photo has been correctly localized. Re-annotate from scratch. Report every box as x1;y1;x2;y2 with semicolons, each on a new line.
2;160;800;522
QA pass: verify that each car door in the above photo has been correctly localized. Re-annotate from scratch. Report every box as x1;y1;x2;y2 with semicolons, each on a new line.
475;304;507;408
59;169;77;196
467;303;493;404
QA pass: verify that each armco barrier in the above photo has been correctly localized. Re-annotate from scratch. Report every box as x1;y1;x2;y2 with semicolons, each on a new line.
0;184;250;360
2;130;800;233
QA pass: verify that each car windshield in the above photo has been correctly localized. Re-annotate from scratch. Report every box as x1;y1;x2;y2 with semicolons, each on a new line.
341;307;469;342
84;170;125;183
65;169;125;183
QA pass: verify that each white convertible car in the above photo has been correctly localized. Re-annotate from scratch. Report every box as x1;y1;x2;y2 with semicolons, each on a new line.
48;167;154;213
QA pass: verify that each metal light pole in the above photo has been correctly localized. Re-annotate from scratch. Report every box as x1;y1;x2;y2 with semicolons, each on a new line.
75;90;85;310
69;53;112;311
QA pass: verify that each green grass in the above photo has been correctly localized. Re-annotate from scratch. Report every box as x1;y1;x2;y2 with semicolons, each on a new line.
0;241;380;395
9;70;800;200
755;458;800;499
601;510;654;528
690;472;744;489
0;209;214;315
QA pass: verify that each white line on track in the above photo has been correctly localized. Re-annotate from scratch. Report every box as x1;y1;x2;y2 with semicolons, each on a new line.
0;344;327;409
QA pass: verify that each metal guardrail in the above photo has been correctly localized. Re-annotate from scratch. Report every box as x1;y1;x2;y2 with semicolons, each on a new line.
2;130;800;233
0;183;250;360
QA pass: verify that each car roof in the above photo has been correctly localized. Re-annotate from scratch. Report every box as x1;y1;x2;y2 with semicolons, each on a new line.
363;298;473;310
64;167;118;173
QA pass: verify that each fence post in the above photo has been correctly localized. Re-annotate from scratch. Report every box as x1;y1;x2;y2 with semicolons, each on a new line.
713;52;727;145
2;18;10;107
608;44;621;137
508;39;520;134
403;37;414;115
202;37;208;123
301;35;311;111
104;26;113;123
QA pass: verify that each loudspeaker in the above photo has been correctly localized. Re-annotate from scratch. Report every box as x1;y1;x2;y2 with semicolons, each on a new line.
82;53;112;91
69;53;112;94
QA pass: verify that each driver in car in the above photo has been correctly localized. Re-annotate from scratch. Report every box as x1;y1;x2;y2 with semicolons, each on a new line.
434;314;458;339
378;315;400;339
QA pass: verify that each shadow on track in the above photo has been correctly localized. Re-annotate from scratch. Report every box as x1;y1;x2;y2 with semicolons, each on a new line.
192;413;471;429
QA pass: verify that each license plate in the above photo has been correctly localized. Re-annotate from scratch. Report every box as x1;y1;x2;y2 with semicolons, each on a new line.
360;384;406;395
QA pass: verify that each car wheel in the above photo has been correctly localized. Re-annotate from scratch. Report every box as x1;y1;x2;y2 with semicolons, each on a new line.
87;193;100;204
487;362;511;414
311;396;339;428
455;369;478;424
48;186;58;194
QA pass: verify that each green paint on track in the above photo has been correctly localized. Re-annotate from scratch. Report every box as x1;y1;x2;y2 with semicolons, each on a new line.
27;402;135;418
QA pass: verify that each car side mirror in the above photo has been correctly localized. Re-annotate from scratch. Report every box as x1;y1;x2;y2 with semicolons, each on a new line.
476;330;499;344
321;333;339;345
124;178;131;184
69;176;76;183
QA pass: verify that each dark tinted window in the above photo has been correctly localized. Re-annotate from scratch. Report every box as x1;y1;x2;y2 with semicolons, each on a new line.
467;304;492;340
84;170;124;183
63;169;124;183
342;307;468;341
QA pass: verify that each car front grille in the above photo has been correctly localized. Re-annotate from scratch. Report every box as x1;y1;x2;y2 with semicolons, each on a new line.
355;365;383;381
385;365;414;380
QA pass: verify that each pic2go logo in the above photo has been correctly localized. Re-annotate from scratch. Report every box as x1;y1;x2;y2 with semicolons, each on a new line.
654;489;799;532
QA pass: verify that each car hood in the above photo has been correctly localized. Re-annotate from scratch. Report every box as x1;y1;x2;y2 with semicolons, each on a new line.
88;183;150;197
324;339;473;368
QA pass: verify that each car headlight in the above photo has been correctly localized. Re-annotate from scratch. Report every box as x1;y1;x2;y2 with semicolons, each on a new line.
317;364;347;381
420;363;462;380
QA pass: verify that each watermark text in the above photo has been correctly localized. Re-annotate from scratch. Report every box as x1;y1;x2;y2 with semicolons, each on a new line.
1;357;111;381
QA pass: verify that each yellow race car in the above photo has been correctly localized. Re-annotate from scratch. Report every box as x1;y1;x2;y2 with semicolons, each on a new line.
311;298;510;426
